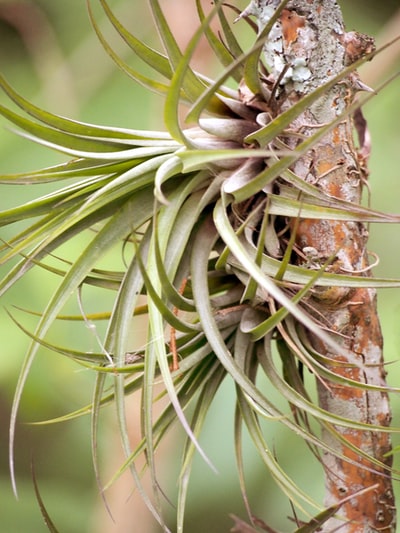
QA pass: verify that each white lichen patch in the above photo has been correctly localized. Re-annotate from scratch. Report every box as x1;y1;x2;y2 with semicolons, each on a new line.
238;2;314;92
289;58;312;91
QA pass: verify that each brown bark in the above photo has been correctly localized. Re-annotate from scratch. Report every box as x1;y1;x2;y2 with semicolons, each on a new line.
244;1;396;530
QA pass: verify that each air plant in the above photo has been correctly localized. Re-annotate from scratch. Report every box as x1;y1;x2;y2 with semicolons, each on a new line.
1;0;400;531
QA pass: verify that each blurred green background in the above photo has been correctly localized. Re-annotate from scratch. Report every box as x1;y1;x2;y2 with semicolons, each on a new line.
0;1;400;531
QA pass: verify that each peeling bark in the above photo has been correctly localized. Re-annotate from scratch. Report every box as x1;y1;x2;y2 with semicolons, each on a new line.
242;1;396;530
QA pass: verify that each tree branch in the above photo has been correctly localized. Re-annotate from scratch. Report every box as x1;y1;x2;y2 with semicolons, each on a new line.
243;1;396;530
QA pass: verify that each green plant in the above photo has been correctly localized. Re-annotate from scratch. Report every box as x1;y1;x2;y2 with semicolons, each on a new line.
1;1;400;531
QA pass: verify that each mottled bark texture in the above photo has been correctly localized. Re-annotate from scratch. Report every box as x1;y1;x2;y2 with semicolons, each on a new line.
243;1;395;530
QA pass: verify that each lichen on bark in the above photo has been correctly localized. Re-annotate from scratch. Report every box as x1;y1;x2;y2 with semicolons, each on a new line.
240;0;396;530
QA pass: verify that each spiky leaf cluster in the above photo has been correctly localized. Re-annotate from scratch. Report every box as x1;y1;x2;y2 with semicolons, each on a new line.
1;1;400;531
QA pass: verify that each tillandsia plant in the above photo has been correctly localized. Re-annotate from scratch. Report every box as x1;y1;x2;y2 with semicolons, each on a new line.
1;0;400;531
